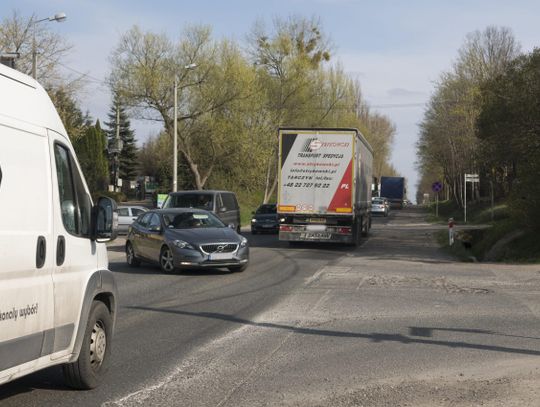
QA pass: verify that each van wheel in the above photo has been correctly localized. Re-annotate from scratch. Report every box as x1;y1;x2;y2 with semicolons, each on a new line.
63;301;112;389
126;242;140;267
160;246;175;273
228;264;248;273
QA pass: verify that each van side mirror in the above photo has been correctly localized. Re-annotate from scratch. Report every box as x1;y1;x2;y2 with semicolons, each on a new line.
91;196;118;242
220;206;227;212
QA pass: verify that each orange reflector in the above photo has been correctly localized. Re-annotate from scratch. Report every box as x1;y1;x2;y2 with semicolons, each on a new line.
278;205;296;212
335;207;352;213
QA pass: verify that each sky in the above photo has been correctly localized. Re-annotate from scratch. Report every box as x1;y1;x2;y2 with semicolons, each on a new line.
2;0;540;201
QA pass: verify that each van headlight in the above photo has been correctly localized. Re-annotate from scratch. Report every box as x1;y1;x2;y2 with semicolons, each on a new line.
173;240;194;250
240;236;248;248
251;218;257;223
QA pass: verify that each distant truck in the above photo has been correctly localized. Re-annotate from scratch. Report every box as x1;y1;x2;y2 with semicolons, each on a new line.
277;128;373;245
380;176;406;209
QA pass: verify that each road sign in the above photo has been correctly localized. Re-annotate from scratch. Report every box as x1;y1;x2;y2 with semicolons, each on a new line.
465;173;479;182
432;181;443;192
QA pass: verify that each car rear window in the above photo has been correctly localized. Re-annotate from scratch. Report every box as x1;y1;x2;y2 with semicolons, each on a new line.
132;208;146;216
118;208;130;216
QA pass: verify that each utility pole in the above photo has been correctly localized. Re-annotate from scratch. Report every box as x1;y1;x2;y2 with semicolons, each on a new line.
173;76;178;192
115;104;120;192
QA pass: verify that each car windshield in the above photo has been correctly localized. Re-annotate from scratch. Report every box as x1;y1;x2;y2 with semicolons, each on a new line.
163;212;225;229
255;205;276;214
165;193;213;210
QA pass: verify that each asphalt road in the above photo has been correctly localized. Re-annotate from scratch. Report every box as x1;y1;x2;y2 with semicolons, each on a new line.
2;208;540;406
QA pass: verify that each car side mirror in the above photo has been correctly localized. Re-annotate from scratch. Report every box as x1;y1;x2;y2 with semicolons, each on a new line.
91;196;118;242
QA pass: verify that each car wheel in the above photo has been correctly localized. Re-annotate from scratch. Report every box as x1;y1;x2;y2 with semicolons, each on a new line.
160;246;175;273
62;301;112;389
228;264;248;273
126;242;141;267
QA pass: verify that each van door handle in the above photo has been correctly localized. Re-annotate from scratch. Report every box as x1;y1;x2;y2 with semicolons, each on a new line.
36;236;46;269
56;235;66;266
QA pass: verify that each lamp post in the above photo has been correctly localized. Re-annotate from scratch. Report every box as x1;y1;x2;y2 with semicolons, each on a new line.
32;12;67;80
172;63;197;192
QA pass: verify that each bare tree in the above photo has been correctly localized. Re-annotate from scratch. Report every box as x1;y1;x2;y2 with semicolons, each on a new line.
0;10;72;85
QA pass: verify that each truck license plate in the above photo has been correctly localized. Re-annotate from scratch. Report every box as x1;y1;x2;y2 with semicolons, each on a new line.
301;232;332;240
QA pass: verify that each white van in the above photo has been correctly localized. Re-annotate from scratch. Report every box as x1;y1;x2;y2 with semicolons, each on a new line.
0;64;118;389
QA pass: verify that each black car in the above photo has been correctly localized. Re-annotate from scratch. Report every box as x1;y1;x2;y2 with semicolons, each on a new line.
251;204;279;234
126;208;249;273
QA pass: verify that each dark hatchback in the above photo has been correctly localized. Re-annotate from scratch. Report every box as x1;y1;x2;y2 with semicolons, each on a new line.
251;204;279;234
126;208;249;273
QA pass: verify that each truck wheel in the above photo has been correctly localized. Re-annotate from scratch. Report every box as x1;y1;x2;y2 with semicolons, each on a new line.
63;301;112;389
126;242;141;267
361;217;370;237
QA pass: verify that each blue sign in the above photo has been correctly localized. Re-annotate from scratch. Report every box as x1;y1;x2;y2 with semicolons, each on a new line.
432;181;443;192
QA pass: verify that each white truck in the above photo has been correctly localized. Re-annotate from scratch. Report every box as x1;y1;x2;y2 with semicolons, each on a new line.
277;128;373;245
0;63;118;389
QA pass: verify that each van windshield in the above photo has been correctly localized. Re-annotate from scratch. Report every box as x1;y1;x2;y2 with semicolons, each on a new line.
164;193;213;210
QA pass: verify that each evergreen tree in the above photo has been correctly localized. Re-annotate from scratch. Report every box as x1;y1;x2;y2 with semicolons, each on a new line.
73;120;109;193
104;93;139;184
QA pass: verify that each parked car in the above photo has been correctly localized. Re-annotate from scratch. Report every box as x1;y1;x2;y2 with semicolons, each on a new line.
371;197;389;216
118;205;148;234
126;208;249;273
162;190;241;233
251;203;279;234
0;63;118;389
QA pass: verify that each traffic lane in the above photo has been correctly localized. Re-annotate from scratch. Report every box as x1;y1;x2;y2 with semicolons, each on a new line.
0;232;356;406
102;208;540;406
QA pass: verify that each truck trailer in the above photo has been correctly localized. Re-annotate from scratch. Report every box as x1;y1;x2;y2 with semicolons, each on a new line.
277;128;373;245
380;176;406;209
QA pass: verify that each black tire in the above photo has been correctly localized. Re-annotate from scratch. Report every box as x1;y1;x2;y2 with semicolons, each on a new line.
228;264;248;273
361;216;370;237
160;246;176;273
63;301;112;389
126;242;141;267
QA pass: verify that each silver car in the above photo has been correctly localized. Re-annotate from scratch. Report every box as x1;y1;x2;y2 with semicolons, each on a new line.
125;208;249;273
371;197;389;216
118;205;148;234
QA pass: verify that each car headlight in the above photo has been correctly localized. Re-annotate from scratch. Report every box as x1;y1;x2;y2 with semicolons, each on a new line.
279;218;285;223
173;239;195;250
240;236;248;248
251;218;257;223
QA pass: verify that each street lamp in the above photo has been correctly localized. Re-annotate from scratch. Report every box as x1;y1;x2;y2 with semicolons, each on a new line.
32;12;67;80
173;63;198;192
